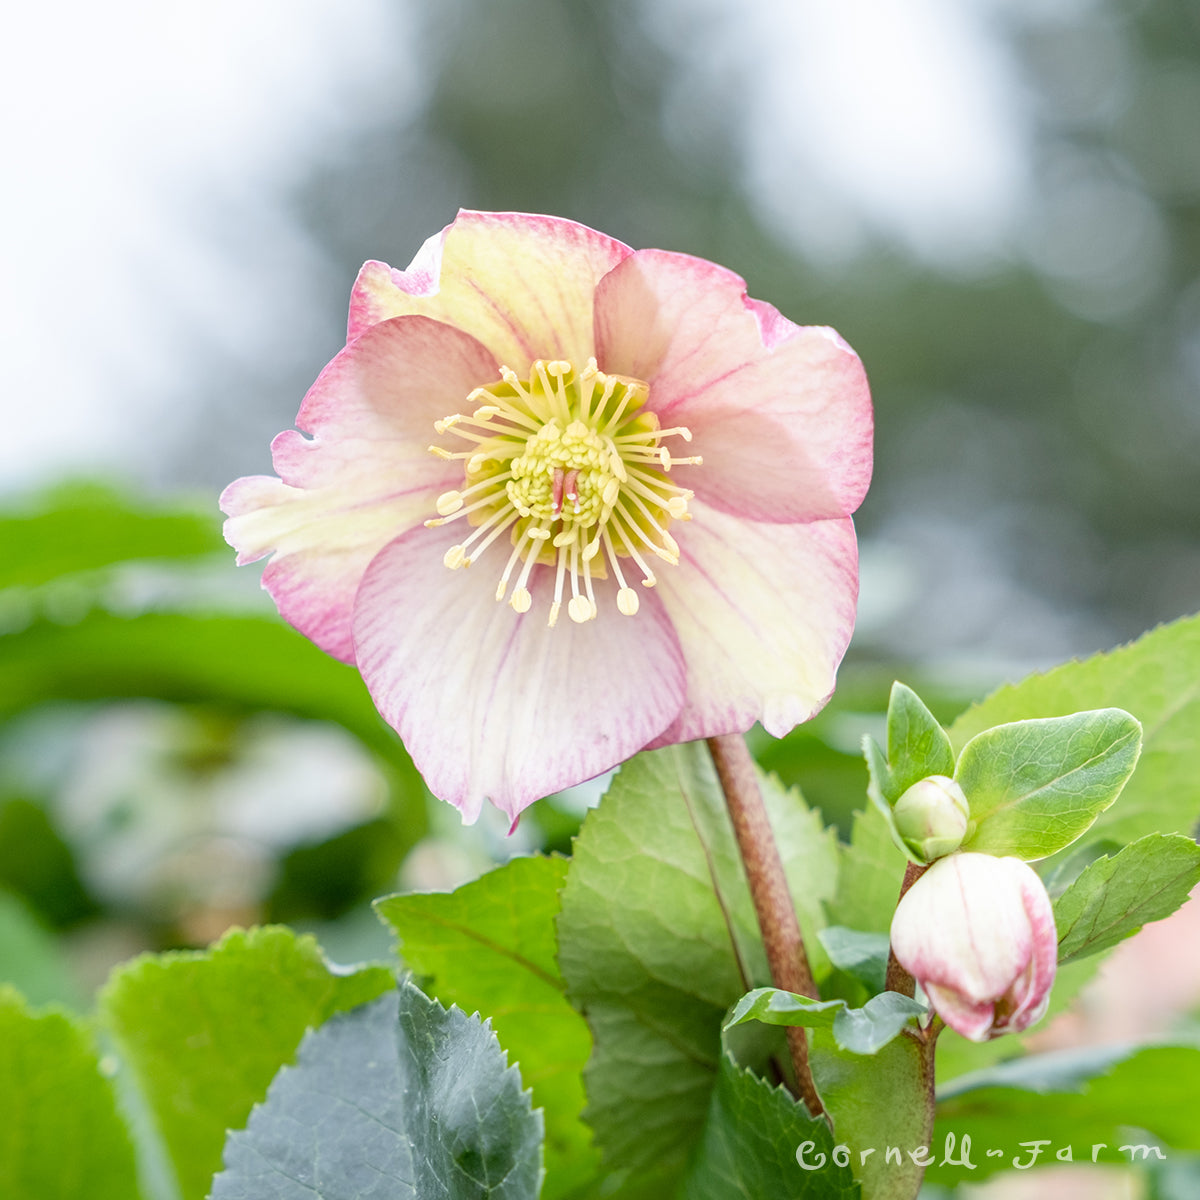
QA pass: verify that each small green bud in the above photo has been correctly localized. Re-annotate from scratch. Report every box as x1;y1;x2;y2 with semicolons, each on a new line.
893;775;970;862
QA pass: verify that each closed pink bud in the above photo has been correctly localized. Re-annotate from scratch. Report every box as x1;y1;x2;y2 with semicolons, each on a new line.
889;852;1057;1042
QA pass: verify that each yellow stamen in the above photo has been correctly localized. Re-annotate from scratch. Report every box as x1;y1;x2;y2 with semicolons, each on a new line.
427;357;697;623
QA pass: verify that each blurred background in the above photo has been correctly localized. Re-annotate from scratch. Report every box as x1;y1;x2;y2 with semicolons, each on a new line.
1;1;1197;1177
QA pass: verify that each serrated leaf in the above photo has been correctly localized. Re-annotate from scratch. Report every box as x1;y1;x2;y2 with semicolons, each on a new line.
1054;833;1200;963
211;983;543;1200
949;613;1200;858
0;986;143;1200
828;803;908;935
99;925;393;1200
682;1049;859;1199
887;682;956;797
956;709;1141;859
556;743;839;1184
817;927;890;994
726;987;926;1055
930;1037;1200;1187
375;857;597;1198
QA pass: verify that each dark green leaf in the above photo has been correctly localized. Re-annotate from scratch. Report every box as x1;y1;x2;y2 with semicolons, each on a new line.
99;925;393;1200
556;743;839;1183
212;983;543;1199
886;682;955;797
1054;833;1200;963
0;986;143;1200
956;709;1141;859
376;857;597;1198
682;1049;859;1199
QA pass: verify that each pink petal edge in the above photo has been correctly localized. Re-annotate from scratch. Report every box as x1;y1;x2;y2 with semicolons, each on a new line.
593;248;873;524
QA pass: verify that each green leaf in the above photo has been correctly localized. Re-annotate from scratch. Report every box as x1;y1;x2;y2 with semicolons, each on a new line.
956;709;1141;859
1054;833;1200;963
862;735;892;809
212;983;543;1200
682;1049;859;1199
556;743;839;1184
0;986;143;1200
949;613;1200;858
886;682;955;797
375;856;598;1198
726;987;926;1055
827;803;908;935
835;993;930;1056
0;482;224;591
811;1029;933;1200
817;927;890;994
930;1037;1200;1187
99;925;393;1200
0;890;84;1009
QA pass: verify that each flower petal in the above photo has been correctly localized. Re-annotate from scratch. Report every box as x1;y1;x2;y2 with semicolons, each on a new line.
644;502;858;747
1006;858;1058;1030
352;523;687;821
221;316;500;661
593;249;872;523
348;210;633;369
924;984;998;1043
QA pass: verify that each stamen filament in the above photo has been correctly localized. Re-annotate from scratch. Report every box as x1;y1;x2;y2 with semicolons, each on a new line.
430;358;697;623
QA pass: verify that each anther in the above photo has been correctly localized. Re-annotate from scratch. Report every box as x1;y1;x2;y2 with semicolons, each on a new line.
568;595;592;623
443;545;467;570
436;491;464;516
617;587;640;616
510;587;532;613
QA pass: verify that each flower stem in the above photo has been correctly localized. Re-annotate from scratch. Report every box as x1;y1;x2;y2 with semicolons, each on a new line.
885;861;929;997
706;733;823;1117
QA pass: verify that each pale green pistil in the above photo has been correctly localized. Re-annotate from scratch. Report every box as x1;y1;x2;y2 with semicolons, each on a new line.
426;358;700;626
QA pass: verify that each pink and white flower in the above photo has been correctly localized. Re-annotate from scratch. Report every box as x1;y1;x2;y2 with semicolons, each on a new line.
221;211;872;822
890;852;1058;1041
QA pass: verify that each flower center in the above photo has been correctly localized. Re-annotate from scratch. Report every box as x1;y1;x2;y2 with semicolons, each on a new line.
426;358;700;625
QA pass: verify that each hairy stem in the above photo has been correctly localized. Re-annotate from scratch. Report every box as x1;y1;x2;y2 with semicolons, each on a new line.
706;733;823;1117
885;861;929;997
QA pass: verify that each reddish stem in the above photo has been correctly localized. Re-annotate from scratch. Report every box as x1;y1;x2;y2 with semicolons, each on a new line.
885;861;929;997
707;734;823;1117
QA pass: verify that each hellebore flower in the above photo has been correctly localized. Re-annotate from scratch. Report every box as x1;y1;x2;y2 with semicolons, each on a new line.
221;211;872;822
890;852;1057;1041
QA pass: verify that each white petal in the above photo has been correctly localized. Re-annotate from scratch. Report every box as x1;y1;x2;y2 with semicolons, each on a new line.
352;523;686;821
645;501;859;746
221;317;498;661
348;210;632;369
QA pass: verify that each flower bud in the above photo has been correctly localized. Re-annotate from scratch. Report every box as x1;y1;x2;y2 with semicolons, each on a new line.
890;852;1057;1042
892;775;969;862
